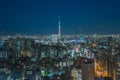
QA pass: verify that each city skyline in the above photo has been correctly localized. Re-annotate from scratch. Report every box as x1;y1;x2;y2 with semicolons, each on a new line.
0;0;120;35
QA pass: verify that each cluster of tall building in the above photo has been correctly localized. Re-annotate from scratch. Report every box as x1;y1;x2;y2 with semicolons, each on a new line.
0;16;120;80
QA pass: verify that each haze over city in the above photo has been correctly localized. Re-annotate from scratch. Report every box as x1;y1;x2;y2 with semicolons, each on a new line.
0;0;120;35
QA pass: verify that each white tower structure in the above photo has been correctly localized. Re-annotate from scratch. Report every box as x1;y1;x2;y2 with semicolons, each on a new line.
58;16;61;41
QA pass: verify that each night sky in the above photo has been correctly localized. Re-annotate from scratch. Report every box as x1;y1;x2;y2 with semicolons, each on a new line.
0;0;120;35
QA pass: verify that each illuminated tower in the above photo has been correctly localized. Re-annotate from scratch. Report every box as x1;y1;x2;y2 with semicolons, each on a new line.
58;16;61;41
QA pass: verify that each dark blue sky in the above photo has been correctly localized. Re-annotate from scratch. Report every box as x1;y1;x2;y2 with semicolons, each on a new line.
0;0;120;35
